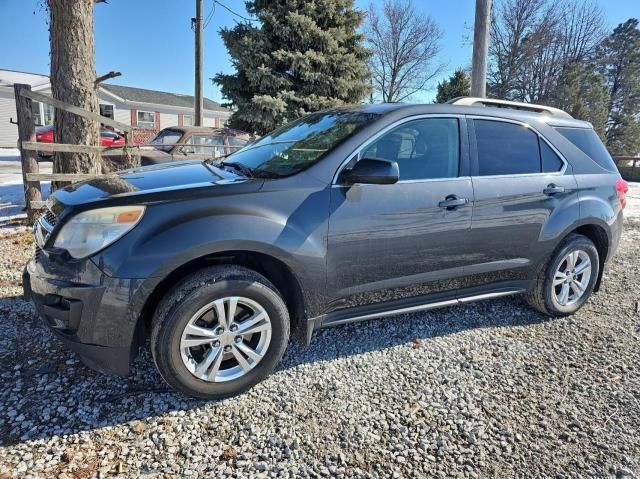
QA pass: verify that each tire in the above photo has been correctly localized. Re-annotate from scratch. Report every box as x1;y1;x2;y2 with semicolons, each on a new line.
151;265;290;399
525;233;599;316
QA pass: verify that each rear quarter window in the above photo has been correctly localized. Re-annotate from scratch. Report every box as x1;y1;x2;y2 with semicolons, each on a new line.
540;140;563;172
554;127;617;172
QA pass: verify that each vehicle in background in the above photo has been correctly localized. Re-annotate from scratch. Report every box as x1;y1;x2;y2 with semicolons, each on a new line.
35;125;126;159
138;127;252;166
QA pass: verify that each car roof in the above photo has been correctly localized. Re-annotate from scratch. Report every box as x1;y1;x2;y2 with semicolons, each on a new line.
333;102;592;129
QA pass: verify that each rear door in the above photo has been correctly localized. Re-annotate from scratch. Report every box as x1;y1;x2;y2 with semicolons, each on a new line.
326;116;476;311
461;117;579;291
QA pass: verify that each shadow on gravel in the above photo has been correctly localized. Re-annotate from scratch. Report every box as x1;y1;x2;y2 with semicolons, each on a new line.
0;294;549;446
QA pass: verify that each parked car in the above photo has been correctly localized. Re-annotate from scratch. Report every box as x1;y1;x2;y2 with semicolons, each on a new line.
24;98;628;399
137;126;252;166
35;125;126;158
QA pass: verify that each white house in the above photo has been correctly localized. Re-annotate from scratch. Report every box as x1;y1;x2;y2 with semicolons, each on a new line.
0;68;232;146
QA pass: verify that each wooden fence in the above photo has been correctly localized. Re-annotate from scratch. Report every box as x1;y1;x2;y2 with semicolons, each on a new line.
13;83;137;221
13;83;239;222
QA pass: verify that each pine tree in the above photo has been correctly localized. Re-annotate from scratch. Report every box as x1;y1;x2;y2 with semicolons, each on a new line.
597;18;640;155
435;69;471;103
214;0;371;135
555;62;608;139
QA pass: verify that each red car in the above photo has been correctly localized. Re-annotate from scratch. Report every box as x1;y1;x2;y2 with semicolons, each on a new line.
35;125;126;157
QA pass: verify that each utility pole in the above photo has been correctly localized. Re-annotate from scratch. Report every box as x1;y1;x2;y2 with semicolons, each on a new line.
194;0;204;126
471;0;492;97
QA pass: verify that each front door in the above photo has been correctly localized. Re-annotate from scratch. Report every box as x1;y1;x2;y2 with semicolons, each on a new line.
326;116;475;312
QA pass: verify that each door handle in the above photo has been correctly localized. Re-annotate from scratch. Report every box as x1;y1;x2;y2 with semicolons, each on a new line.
438;195;469;209
543;184;565;195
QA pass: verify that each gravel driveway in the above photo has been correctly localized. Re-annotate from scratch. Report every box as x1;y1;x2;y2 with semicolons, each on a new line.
1;197;638;478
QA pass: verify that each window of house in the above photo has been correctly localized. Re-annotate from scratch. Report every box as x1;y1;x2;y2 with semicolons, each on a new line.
183;115;193;127
100;104;114;119
137;111;155;129
362;118;460;180
31;101;43;126
30;101;54;126
474;120;540;175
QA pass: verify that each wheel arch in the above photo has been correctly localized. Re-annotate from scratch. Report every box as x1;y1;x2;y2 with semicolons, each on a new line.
139;250;308;346
559;222;610;292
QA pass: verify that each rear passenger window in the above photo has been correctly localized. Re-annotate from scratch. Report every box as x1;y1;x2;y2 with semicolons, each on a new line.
474;120;540;175
540;140;563;172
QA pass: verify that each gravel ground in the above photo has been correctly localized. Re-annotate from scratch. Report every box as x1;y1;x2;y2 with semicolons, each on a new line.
0;197;639;478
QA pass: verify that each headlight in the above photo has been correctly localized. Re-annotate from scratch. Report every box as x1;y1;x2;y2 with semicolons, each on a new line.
54;205;145;258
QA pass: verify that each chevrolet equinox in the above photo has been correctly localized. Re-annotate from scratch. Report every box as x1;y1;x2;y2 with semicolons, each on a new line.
23;98;628;399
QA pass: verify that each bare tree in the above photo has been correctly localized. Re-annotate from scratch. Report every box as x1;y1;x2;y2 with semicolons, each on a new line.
366;0;444;102
558;0;606;62
488;0;606;103
49;0;101;187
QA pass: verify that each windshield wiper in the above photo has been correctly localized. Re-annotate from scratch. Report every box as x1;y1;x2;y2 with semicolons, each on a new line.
219;161;254;178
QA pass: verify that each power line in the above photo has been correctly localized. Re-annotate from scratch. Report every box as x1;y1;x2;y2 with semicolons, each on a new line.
213;0;255;22
203;0;215;29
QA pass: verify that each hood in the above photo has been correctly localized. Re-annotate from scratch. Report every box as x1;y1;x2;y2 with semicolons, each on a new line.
50;160;262;209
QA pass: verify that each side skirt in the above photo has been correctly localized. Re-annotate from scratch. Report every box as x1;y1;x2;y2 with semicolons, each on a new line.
305;287;526;343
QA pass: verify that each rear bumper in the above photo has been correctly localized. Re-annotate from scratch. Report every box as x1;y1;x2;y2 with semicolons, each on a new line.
23;253;149;375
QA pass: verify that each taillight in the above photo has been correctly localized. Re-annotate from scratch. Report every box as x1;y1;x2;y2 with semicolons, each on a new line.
616;177;629;209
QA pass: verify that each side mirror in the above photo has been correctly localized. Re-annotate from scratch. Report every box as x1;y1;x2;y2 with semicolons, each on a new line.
342;158;399;185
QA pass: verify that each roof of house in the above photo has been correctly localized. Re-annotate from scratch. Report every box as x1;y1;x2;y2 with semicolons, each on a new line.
0;68;228;113
0;69;50;89
101;84;227;112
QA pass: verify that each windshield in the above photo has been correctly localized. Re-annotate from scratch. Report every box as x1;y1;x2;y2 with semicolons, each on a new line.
149;129;183;152
223;110;380;177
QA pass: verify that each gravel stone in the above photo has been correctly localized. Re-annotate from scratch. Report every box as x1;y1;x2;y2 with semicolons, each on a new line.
0;191;639;477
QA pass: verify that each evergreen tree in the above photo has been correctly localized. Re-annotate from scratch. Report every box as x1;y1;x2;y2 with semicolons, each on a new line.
435;69;471;103
555;61;608;139
214;0;371;135
597;18;640;155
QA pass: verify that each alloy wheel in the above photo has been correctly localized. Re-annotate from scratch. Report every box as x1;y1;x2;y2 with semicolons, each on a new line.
552;250;592;306
180;296;272;382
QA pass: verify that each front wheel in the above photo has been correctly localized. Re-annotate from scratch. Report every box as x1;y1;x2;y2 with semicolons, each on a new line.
525;234;600;316
151;266;290;399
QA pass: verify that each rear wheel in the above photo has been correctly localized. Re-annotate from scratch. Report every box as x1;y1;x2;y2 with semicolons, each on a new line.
525;234;600;316
151;266;289;399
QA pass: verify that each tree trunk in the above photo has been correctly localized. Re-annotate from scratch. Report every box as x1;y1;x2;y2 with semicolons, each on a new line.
49;0;100;189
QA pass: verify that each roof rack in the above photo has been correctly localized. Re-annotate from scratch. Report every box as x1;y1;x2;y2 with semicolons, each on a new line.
447;97;573;119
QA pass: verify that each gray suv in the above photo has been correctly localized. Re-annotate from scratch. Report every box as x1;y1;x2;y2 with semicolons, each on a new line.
23;97;628;399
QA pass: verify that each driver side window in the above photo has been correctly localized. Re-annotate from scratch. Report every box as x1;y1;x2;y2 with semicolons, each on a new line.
362;118;460;181
186;135;225;155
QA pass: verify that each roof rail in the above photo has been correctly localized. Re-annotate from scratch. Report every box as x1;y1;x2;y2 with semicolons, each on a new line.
447;96;573;119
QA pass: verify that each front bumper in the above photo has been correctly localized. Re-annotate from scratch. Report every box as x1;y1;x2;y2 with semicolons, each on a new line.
23;251;149;375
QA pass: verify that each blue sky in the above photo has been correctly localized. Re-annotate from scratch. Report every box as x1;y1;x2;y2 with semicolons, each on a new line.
0;0;636;103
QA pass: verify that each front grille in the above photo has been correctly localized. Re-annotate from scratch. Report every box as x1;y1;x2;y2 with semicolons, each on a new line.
43;209;57;228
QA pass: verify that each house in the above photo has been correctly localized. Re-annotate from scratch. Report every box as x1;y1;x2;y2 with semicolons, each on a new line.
0;68;231;146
